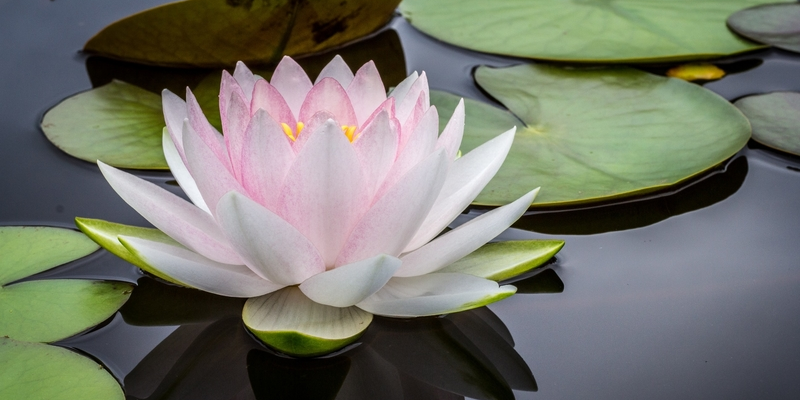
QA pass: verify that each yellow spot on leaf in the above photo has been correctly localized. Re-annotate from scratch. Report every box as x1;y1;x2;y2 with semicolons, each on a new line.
666;64;725;81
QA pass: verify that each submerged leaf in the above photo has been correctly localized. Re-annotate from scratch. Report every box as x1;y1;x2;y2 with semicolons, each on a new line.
400;0;786;62
41;81;167;169
735;91;800;156
440;240;564;282
728;3;800;54
432;64;751;206
84;0;400;68
0;338;124;400
666;64;726;81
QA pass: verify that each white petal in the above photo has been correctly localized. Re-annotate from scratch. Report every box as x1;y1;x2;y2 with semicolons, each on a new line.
356;273;516;317
403;127;516;252
388;71;418;106
233;61;258;101
98;161;241;265
271;56;313;118
161;89;187;152
300;254;401;307
315;55;355;87
395;72;429;124
378;105;439;197
347;60;387;125
119;236;283;298
436;98;465;162
396;188;538;277
239;109;295;211
215;191;326;285
352;110;399;199
162;128;210;214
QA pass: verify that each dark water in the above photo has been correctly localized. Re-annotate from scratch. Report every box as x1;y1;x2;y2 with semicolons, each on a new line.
2;1;800;399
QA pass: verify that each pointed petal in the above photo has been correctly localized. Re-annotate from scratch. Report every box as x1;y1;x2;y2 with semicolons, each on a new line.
315;55;354;87
395;72;429;124
335;149;448;266
162;89;187;152
271;56;313;117
300;254;401;307
292;110;336;153
436;98;465;162
352;110;399;199
388;71;418;105
356;273;516;317
119;236;283;298
250;79;296;127
162;128;209;213
404;127;516;252
359;96;396;132
185;88;231;171
239;109;295;211
279;119;367;266
183;121;247;214
222;90;250;180
397;189;538;277
381;105;439;195
219;71;247;136
233;61;258;101
216;191;325;285
298;77;358;128
347;61;386;125
97;161;241;264
399;91;428;150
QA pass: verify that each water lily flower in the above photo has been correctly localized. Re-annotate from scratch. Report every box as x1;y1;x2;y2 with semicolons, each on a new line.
87;56;539;355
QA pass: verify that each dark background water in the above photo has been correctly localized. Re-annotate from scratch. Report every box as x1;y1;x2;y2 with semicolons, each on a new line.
2;1;800;399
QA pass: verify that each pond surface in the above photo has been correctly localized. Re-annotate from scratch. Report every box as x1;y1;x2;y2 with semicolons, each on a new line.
2;1;800;399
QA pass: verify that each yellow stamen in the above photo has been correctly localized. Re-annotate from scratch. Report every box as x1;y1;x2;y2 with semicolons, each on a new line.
342;125;357;142
296;122;304;137
280;123;295;141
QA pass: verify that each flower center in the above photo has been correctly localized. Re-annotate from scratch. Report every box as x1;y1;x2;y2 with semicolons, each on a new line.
280;122;357;142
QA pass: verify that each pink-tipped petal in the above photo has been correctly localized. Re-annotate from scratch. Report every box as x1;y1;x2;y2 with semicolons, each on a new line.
291;110;336;153
395;72;429;124
182;121;247;215
162;89;187;152
233;61;258;101
219;71;247;133
119;236;283;298
356;273;516;317
250;79;296;127
299;254;401;307
216;191;326;285
240;109;295;211
436;98;465;162
352;110;399;199
97;161;241;265
279;119;367;266
404;127;516;252
396;188;538;277
223;90;250;180
399;91;428;150
359;97;396;132
298;77;358;128
377;105;439;198
271;56;313;117
348;61;387;126
185;89;232;172
315;55;354;87
162;128;209;213
335;149;448;266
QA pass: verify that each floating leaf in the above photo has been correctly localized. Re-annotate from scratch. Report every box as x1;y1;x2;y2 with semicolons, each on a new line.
431;64;751;206
735;91;800;156
666;64;726;81
243;287;372;357
0;226;132;343
441;240;564;282
41;81;168;169
0;338;124;400
728;3;800;54
84;0;400;68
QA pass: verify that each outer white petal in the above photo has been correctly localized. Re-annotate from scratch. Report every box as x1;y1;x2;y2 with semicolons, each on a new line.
436;98;465;162
271;56;313;118
388;71;418;106
161;128;210;214
315;55;355;87
403;127;516;252
119;236;283;298
215;191;326;286
97;161;241;265
162;89;187;152
396;188;538;277
356;273;517;317
300;254;401;308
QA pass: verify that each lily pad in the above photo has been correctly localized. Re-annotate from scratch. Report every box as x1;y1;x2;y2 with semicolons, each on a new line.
84;0;400;68
41;81;168;170
728;3;800;54
400;0;785;62
431;64;751;206
734;91;800;156
0;337;124;400
441;240;564;282
243;287;372;357
0;226;132;342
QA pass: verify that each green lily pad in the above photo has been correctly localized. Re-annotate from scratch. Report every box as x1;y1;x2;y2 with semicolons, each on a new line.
243;287;372;357
440;240;564;282
75;217;186;286
0;337;124;400
41;80;168;170
400;0;785;62
431;64;751;206
728;3;800;54
84;0;400;68
0;226;133;343
734;91;800;156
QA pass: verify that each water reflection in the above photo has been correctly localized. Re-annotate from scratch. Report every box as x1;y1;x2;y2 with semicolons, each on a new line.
115;276;549;400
